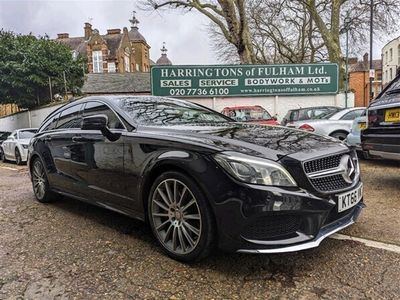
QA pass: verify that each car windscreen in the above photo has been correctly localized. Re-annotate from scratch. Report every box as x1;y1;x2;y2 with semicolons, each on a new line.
230;107;272;122
314;109;343;120
119;98;232;126
19;130;37;139
0;132;11;140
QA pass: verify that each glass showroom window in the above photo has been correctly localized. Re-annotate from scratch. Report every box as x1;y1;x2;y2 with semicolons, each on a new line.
93;51;103;73
108;62;116;73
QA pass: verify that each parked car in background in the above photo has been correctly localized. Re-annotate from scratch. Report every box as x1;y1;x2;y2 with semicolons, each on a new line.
28;96;363;262
362;74;400;160
221;105;279;125
0;131;12;161
346;116;368;157
1;128;37;165
281;106;341;126
295;108;366;140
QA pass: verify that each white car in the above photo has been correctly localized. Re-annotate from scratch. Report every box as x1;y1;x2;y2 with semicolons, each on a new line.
1;128;37;165
293;108;366;140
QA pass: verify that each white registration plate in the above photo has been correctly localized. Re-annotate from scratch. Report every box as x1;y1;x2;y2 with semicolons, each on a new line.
337;184;363;213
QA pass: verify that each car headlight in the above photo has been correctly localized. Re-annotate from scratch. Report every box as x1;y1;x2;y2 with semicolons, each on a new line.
21;144;28;149
214;152;297;187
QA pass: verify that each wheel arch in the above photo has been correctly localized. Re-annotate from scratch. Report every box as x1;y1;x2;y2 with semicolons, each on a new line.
329;129;349;138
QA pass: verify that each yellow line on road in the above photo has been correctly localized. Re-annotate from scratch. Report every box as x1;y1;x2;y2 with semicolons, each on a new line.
0;166;18;171
331;233;400;254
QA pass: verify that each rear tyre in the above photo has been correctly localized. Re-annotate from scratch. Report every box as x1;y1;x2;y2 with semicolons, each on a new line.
15;148;23;165
330;131;348;141
148;171;215;262
0;147;5;163
31;158;57;203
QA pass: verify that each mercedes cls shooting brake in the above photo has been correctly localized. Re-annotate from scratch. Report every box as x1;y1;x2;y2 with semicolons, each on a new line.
28;96;364;262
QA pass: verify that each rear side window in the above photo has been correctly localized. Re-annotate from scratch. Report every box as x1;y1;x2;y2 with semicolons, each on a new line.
56;104;83;129
340;110;365;120
83;101;124;129
40;113;60;132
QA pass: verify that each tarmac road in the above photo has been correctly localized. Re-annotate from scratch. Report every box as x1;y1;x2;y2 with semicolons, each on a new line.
0;160;399;299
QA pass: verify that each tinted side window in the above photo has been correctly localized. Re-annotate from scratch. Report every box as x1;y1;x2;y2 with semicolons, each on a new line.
340;110;365;120
40;113;60;132
83;101;124;129
56;104;83;129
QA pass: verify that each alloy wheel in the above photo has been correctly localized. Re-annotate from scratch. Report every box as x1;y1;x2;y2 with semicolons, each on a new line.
151;179;202;255
32;160;47;200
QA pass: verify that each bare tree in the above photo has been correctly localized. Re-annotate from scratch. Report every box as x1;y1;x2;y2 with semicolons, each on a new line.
141;0;257;63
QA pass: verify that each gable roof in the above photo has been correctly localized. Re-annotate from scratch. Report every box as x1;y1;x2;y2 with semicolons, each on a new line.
81;73;151;94
349;59;382;72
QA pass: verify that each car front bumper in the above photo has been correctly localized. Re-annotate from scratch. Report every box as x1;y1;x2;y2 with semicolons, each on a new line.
212;180;364;253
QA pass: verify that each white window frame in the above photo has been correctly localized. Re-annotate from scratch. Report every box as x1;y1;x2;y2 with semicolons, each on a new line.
93;50;103;73
107;62;116;73
124;53;130;72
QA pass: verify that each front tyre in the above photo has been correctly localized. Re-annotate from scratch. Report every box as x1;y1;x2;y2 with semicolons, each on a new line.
15;148;23;165
31;158;56;203
148;171;215;262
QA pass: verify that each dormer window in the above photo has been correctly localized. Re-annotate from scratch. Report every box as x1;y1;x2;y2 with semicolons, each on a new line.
93;50;103;73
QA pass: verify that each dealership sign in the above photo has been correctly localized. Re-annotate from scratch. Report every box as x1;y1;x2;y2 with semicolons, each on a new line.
151;63;339;97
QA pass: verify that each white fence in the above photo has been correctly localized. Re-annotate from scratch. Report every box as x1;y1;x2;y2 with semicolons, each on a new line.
0;93;354;132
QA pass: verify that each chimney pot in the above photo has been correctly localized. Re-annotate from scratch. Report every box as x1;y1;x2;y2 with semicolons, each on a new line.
57;33;69;39
84;23;93;40
107;29;121;35
363;53;369;66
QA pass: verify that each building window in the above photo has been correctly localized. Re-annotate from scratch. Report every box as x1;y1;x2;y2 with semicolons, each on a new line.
386;51;388;64
136;63;140;71
71;50;78;60
398;45;400;65
92;50;103;73
107;62;116;73
124;54;130;72
386;70;388;81
390;48;393;61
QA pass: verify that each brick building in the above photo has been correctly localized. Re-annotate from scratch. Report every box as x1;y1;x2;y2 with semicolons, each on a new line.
348;53;382;107
56;13;171;74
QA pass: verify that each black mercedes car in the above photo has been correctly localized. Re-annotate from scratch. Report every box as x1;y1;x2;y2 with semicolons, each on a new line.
362;74;400;160
28;96;364;262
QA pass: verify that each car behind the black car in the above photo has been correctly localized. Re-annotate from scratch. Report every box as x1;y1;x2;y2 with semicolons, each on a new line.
28;96;364;262
362;75;400;160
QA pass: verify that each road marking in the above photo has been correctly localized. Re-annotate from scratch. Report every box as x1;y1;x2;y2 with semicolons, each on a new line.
0;166;18;171
331;233;400;254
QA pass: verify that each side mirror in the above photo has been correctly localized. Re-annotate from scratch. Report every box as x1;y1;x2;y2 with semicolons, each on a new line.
8;136;14;140
81;114;121;142
81;114;108;131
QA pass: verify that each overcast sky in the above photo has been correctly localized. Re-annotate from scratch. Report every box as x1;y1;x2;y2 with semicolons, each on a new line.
0;0;395;64
0;0;219;65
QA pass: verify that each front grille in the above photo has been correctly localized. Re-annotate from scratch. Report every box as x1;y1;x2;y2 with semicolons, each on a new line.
303;152;358;193
242;215;301;240
304;154;342;174
309;174;352;192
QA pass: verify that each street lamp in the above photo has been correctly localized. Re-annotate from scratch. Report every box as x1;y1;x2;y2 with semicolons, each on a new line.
369;0;374;102
344;13;351;108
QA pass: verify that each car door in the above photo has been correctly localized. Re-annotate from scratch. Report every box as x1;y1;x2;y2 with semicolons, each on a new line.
338;109;366;131
47;103;86;198
3;131;17;160
75;101;129;210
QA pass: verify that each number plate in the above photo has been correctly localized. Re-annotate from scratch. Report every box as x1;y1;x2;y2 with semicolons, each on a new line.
337;184;363;213
384;108;400;122
358;122;367;130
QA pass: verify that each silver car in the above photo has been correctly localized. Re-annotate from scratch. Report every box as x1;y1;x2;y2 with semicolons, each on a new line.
291;108;366;140
1;128;37;165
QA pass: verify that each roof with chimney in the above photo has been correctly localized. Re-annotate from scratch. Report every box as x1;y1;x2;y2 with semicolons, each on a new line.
349;53;382;72
81;73;151;94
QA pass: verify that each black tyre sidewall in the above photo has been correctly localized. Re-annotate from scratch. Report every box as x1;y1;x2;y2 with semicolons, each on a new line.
147;171;215;262
15;148;22;165
31;157;54;203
